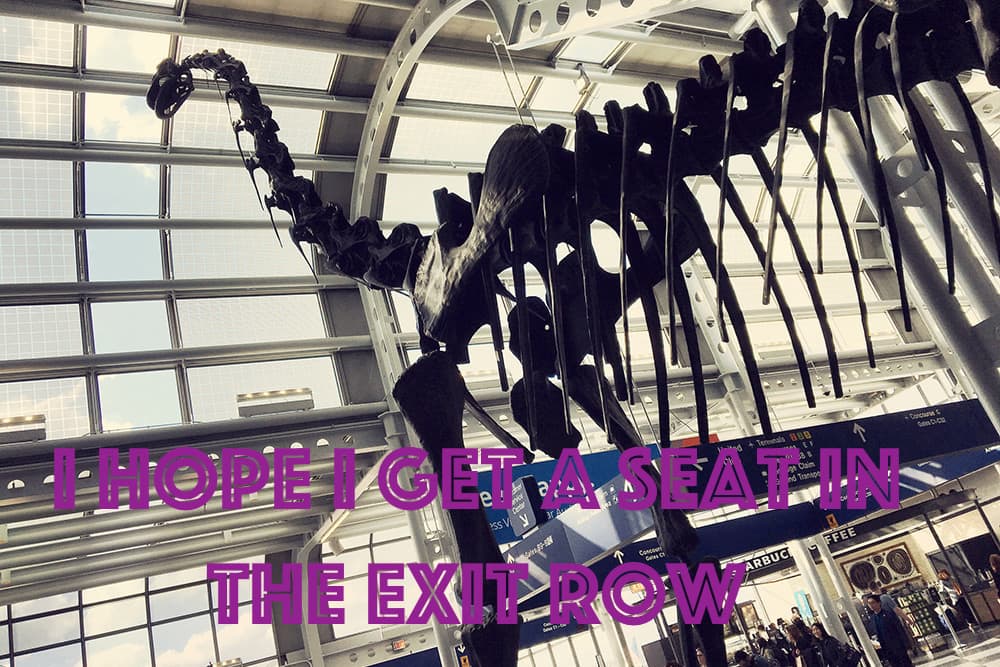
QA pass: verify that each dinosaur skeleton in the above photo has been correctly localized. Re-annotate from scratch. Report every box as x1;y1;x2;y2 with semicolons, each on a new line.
147;0;999;665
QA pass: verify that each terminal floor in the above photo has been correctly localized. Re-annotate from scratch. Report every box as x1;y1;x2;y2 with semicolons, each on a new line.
911;627;1000;667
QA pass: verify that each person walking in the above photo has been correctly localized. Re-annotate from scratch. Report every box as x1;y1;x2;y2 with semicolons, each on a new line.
937;569;975;631
811;622;862;667
989;554;1000;602
866;594;913;667
786;623;822;667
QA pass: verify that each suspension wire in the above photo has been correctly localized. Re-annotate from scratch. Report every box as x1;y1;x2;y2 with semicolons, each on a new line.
495;32;539;130
635;384;660;447
486;34;533;128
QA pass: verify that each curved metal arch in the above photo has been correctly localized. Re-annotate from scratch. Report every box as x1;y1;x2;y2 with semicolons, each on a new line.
351;0;481;220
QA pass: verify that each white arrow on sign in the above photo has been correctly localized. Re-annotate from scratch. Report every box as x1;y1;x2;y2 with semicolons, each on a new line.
457;644;465;653
614;550;624;564
853;423;867;443
519;514;529;527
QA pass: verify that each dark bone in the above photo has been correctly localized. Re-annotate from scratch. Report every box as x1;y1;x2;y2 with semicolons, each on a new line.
392;352;521;667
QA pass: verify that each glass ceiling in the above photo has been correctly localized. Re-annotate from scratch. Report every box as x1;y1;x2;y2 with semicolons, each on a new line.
0;15;344;439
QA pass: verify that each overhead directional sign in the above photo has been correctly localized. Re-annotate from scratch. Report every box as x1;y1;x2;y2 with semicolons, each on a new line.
519;617;587;648
500;399;999;604
508;476;546;538
505;474;657;600
479;445;659;544
689;398;999;497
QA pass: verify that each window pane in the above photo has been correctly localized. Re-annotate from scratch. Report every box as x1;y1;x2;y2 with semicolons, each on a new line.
0;229;77;284
0;161;75;285
98;370;180;431
531;77;582;112
391;117;507;163
217;605;277;663
170;228;311;278
0;305;82;361
407;63;513;106
0;622;7;656
86;26;170;74
86;163;159;216
171;100;320;155
12;610;79;650
561;35;621;63
0;378;89;439
13;643;82;667
85;93;163;143
0;17;73;66
83;579;145;605
382;174;469;223
149;566;206;591
178;37;336;89
188;357;340;422
87;229;163;281
150;585;209;623
0;159;72;217
85;628;152;667
84;597;147;635
92;301;171;354
170;166;274;220
0;87;72;140
178;295;325;347
11;592;78;620
585;82;649;114
151;614;215;667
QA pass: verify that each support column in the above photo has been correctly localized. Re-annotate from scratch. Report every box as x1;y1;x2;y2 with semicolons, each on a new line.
917;80;1000;275
684;268;759;437
812;536;881;667
787;539;848;643
825;110;1000;434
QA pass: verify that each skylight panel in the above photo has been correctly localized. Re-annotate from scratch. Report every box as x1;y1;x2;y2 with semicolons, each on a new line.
170;165;271;220
177;295;325;347
178;37;337;90
391;117;508;163
407;63;520;107
98;369;181;431
0;378;90;439
0;160;75;284
86;163;159;215
0;88;72;140
85;93;163;143
0;16;73;66
187;358;341;422
585;82;649;115
0;305;82;362
382;174;470;223
171;99;320;155
87;230;163;282
169;229;311;279
85;26;170;74
529;77;582;112
559;35;622;64
92;301;171;353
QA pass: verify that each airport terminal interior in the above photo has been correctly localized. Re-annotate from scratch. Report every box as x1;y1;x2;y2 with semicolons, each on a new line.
2;0;1000;666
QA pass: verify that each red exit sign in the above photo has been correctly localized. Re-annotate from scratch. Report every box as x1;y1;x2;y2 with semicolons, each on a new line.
672;434;720;447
